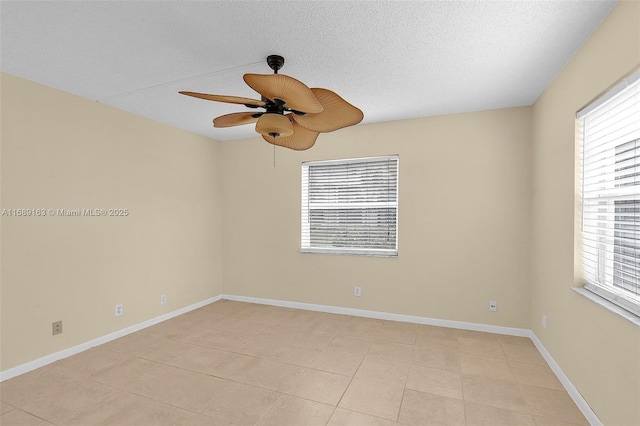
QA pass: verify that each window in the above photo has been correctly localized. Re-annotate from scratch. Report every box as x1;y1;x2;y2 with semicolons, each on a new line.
579;69;640;316
301;155;398;256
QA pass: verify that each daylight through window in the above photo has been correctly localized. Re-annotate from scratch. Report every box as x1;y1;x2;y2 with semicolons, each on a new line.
579;69;640;316
301;156;399;256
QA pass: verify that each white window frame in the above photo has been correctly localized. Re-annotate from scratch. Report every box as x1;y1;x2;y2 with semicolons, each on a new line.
578;69;640;318
301;155;399;257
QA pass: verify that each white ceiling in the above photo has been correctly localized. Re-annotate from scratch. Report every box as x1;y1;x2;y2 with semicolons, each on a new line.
1;1;616;141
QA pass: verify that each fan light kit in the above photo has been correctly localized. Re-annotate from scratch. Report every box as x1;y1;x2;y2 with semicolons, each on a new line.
180;55;363;151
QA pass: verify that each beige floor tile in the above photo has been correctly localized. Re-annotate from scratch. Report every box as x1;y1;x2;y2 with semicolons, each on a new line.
201;382;280;425
349;317;385;328
502;342;547;366
328;335;373;356
96;361;207;403
1;365;81;408
243;306;296;324
368;341;414;364
240;337;321;366
464;401;535;426
10;378;121;425
282;309;324;327
460;353;515;382
303;315;352;334
339;378;404;420
405;364;462;399
355;357;409;387
113;363;279;425
143;322;197;340
461;375;528;413
118;400;231;425
415;332;459;350
412;345;460;372
510;361;564;390
398;389;465;426
90;357;157;391
54;348;131;377
420;324;459;338
196;315;241;330
382;320;420;332
339;318;384;339
294;330;337;351
63;391;161;425
173;327;251;351
319;312;354;323
456;329;500;341
0;402;15;415
0;302;587;426
520;384;588;425
239;336;281;358
532;415;587;426
308;350;364;376
164;345;236;376
375;326;417;345
260;324;307;342
497;334;535;347
285;369;351;406
328;408;399;426
179;378;280;424
217;355;305;391
458;337;506;360
96;358;248;419
0;409;53;425
208;318;271;336
100;331;164;355
256;394;334;426
134;337;193;363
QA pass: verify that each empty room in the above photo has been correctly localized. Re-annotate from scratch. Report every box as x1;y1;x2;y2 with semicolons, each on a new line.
1;1;639;425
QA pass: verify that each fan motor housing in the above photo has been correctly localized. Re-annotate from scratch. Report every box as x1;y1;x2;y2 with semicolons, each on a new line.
267;55;285;73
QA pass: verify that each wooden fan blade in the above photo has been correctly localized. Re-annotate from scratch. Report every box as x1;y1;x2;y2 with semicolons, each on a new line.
263;117;319;151
179;91;265;107
213;112;262;128
291;88;363;132
243;74;323;114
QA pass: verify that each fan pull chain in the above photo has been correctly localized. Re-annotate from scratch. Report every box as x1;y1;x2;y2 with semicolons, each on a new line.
273;141;276;168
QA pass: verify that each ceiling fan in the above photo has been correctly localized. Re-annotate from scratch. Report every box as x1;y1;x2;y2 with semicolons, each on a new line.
179;55;363;151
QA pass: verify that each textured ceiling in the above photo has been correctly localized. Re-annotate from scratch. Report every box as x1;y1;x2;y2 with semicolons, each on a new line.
1;1;616;141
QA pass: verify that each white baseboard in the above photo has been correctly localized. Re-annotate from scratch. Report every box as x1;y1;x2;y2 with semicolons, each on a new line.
222;294;530;337
529;332;602;426
0;295;222;382
0;292;601;426
222;294;601;426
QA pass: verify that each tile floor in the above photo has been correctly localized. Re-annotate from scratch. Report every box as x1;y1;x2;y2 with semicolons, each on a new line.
0;300;589;425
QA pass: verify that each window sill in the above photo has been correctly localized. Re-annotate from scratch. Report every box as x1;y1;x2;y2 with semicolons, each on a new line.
572;287;640;327
300;248;398;257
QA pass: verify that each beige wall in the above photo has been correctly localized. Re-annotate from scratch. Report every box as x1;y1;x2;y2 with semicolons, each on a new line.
2;3;638;423
530;2;640;425
0;73;224;370
221;107;532;328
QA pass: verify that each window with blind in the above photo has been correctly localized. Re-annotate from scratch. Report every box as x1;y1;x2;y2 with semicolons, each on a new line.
579;69;640;317
301;156;398;256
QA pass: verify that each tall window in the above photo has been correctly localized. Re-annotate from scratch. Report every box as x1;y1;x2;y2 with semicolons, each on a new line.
301;156;399;256
580;69;640;316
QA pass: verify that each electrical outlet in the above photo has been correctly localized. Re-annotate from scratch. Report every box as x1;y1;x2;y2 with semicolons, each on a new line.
542;314;547;329
160;294;167;304
115;304;123;317
489;301;497;312
354;286;361;297
52;320;62;335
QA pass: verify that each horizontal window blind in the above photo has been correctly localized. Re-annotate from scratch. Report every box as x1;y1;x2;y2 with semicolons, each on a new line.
580;69;640;316
301;156;398;256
